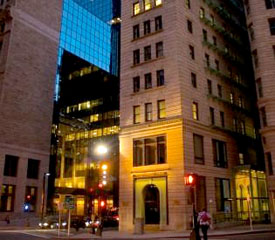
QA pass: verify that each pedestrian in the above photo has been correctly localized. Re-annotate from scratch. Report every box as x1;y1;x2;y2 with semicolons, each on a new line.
197;208;211;240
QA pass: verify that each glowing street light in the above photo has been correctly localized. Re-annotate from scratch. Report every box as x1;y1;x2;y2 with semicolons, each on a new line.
96;145;108;155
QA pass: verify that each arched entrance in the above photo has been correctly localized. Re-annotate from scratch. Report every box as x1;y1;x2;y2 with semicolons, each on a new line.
143;184;160;224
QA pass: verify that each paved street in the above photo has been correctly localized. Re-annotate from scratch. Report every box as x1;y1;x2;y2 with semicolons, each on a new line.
223;232;275;240
0;232;47;240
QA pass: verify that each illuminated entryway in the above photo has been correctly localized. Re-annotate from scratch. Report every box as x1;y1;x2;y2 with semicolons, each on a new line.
134;177;167;226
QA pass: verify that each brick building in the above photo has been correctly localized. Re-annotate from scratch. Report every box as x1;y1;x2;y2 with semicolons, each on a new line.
243;0;275;222
119;0;269;232
0;0;61;218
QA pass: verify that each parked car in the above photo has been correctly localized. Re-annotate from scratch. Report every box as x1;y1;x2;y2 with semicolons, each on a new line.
38;216;67;229
103;208;119;227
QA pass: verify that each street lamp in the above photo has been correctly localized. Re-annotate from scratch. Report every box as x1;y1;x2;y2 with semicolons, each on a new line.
95;145;108;155
41;173;50;220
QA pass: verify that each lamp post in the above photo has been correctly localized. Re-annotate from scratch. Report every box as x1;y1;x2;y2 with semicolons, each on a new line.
41;172;50;220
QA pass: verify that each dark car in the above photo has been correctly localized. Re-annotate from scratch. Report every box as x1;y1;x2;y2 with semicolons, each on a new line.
103;208;119;227
38;216;59;229
71;216;86;231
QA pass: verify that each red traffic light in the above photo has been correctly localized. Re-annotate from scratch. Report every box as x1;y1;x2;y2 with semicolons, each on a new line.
100;200;105;207
98;183;103;188
26;195;31;200
185;174;197;185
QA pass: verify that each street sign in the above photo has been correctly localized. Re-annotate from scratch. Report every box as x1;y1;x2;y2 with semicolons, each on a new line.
64;196;75;210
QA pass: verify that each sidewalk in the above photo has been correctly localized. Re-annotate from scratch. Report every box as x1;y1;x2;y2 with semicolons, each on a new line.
50;224;275;240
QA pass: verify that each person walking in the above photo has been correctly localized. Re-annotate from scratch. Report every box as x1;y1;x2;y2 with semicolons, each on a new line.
198;208;211;240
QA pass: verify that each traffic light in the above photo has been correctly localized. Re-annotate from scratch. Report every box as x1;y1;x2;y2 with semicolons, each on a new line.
185;174;197;186
99;164;108;186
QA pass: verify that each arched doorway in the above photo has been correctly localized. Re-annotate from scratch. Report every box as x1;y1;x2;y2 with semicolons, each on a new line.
143;184;160;224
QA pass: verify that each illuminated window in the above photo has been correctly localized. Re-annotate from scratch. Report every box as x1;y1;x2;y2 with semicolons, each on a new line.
193;134;204;164
157;100;166;119
64;157;73;178
238;96;244;108
133;2;140;15
215;178;231;211
0;185;15;212
155;0;162;6
199;8;205;19
192;102;199;120
25;187;37;212
145;103;152;121
230;92;234;104
144;0;152;11
133;106;141;124
185;0;190;9
239;153;244;165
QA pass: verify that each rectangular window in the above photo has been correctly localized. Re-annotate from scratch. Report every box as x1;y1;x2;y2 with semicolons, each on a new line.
220;111;225;128
27;159;40;179
144;20;151;35
240;121;246;134
261;107;267;127
144;0;152;10
203;29;207;41
205;53;210;67
207;79;212;94
269;18;275;35
213;140;228;168
189;45;195;59
187;20;193;33
256;78;263;98
133;136;166;166
192;102;199;120
248;23;255;40
0;185;15;212
133;49;140;65
266;0;275;9
133;76;140;93
156;42;163;58
218;84;222;98
185;0;191;9
133;24;140;39
155;0;162;7
155;16;162;31
25;186;37;212
145;103;152;121
252;49;258;68
191;72;197;88
210;15;215;25
133;106;141;124
230;92;234;104
266;152;273;175
215;178;231;212
158;100;166;119
213;36;217;46
215;59;220;71
4;155;18;177
233;117;238;132
133;2;141;15
193;134;204;164
145;73;152;89
144;46;151;61
210;107;215;125
64;157;73;178
157;69;165;86
199;8;205;19
238;96;244;108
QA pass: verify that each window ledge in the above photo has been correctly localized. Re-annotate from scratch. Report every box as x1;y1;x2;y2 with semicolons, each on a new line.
131;56;165;68
132;4;163;18
131;85;166;96
131;163;169;174
132;29;163;42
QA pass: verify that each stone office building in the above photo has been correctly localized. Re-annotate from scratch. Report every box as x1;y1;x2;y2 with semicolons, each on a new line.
119;0;269;232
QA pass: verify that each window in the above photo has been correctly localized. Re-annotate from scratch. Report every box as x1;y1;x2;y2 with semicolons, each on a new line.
133;2;141;15
27;159;40;179
145;73;152;89
133;49;140;65
192;102;199;120
213;36;217;46
207;79;212;94
193;134;204;164
185;0;190;9
215;178;231;212
205;53;210;67
145;103;152;121
133;106;141;124
213;140;228;168
239;153;244;165
157;69;165;86
230;92;234;104
203;29;207;41
220;111;225;128
269;18;275;35
187;20;193;33
155;16;162;31
133;24;140;39
191;72;197;88
25;187;37;212
240;120;246;134
0;185;15;212
266;0;275;9
133;76;140;93
248;23;254;40
233;117;238;132
199;8;205;19
189;45;195;59
256;78;263;98
252;49;258;68
215;60;220;71
210;15;215;25
133;136;166;166
64;157;73;178
144;0;152;10
218;84;222;98
144;46;151;61
144;20;151;35
158;100;166;119
210;107;215;125
266;152;273;175
155;0;162;6
3;155;18;177
238;96;244;108
261;107;267;127
156;42;163;58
